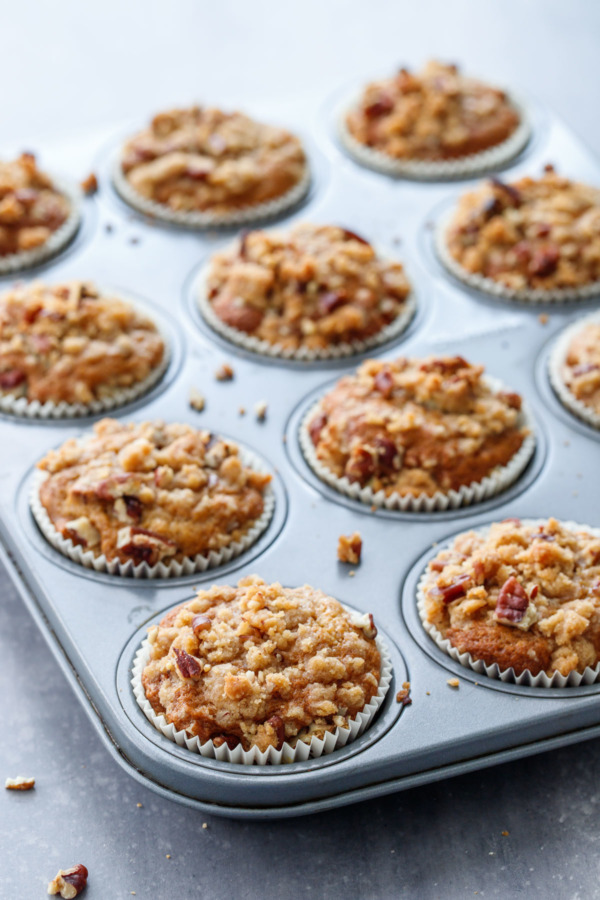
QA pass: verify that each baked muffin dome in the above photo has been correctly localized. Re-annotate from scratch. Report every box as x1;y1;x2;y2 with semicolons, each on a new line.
305;356;530;499
345;61;520;162
202;224;412;353
141;575;381;752
0;153;71;256
444;166;600;292
0;281;165;406
35;419;272;567
421;518;600;678
119;106;307;216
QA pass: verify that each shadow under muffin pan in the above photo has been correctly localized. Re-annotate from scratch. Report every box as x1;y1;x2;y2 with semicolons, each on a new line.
3;104;600;818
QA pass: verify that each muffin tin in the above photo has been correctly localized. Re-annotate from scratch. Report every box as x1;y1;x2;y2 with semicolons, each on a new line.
1;92;600;819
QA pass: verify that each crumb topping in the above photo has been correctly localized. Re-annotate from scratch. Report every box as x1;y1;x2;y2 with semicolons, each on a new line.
338;532;362;565
0;153;70;256
142;575;381;751
37;419;271;566
562;321;600;414
346;61;519;161
206;224;411;350
307;356;527;497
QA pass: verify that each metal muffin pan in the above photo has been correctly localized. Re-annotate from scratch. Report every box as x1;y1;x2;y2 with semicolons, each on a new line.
1;94;600;819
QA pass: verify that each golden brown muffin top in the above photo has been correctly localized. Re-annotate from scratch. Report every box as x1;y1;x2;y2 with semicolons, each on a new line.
562;322;600;414
0;153;70;256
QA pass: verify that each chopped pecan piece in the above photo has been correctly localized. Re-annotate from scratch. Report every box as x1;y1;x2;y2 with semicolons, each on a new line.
364;94;394;118
173;648;201;679
47;864;88;898
341;228;370;245
192;613;211;635
265;714;285;750
308;411;328;445
0;369;26;390
374;368;395;398
345;447;375;484
80;173;98;195
396;681;412;707
319;290;347;315
63;517;101;549
116;526;177;564
337;532;362;565
215;363;234;381
494;575;529;623
490;177;522;207
373;436;400;471
435;573;471;604
5;776;35;790
529;244;560;278
213;733;241;750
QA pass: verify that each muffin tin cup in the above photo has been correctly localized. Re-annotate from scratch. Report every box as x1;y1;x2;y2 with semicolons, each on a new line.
337;93;530;180
548;312;600;430
112;156;311;228
416;518;600;688
29;447;275;578
435;213;600;303
298;376;536;512
130;610;392;765
0;178;82;275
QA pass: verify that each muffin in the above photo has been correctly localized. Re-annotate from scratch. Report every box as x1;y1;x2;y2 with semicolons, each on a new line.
0;280;166;415
33;419;273;575
419;517;600;682
549;313;600;428
199;224;414;358
116;106;309;224
440;166;600;299
0;153;79;271
341;61;526;176
302;356;534;510
138;575;384;760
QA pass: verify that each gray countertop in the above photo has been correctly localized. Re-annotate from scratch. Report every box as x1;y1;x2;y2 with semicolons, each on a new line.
3;2;600;897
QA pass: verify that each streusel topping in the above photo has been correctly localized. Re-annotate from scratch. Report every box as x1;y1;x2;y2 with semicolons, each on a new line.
0;281;165;404
142;575;381;751
346;61;520;161
445;167;600;290
422;518;600;677
0;153;70;257
37;419;271;566
307;356;528;497
561;322;600;414
121;106;306;214
205;224;411;351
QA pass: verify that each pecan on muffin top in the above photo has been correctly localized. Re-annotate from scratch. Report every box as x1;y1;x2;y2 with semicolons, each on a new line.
0;153;71;257
560;321;600;415
36;419;272;566
306;356;529;497
345;61;520;161
142;575;381;752
120;106;307;214
204;224;412;351
444;166;600;291
0;281;165;405
421;518;600;678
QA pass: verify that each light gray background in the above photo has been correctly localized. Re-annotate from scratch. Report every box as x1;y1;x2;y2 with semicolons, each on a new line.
2;1;600;898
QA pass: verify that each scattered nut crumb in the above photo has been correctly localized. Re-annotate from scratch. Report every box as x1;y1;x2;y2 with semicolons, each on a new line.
447;678;460;689
166;854;171;859
282;434;287;444
80;173;98;195
538;313;549;325
215;363;234;381
104;222;114;234
426;691;431;695
370;504;377;513
501;830;510;837
189;387;205;412
5;775;35;791
337;532;362;564
239;406;246;416
129;236;140;245
202;823;208;829
136;803;142;808
254;399;268;421
47;864;88;898
348;570;356;577
396;681;412;707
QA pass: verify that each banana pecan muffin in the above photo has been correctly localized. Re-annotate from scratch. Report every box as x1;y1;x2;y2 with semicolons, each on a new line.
558;320;600;415
0;153;71;256
0;281;165;405
120;106;307;215
203;224;412;352
36;419;271;567
444;166;600;291
141;575;381;751
345;61;520;162
421;518;600;678
306;356;529;498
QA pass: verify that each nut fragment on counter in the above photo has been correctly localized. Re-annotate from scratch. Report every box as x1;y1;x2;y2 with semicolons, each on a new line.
80;173;98;195
47;864;88;898
447;678;460;689
189;387;205;411
215;362;234;381
5;775;35;790
396;681;412;706
254;399;267;421
337;532;362;564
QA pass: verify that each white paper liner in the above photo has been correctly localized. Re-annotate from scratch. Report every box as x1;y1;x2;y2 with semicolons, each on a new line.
417;518;600;688
130;607;392;765
548;312;600;430
0;178;81;275
435;211;600;303
195;263;417;361
337;92;530;180
29;446;275;578
112;155;311;228
0;298;170;419
299;375;536;511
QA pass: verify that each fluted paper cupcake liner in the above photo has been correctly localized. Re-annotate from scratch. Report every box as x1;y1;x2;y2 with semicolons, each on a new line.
195;264;417;361
417;518;600;687
299;376;536;511
0;178;82;275
112;156;311;228
130;610;392;765
435;212;600;303
337;94;530;180
548;312;600;430
29;447;275;578
0;305;170;419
